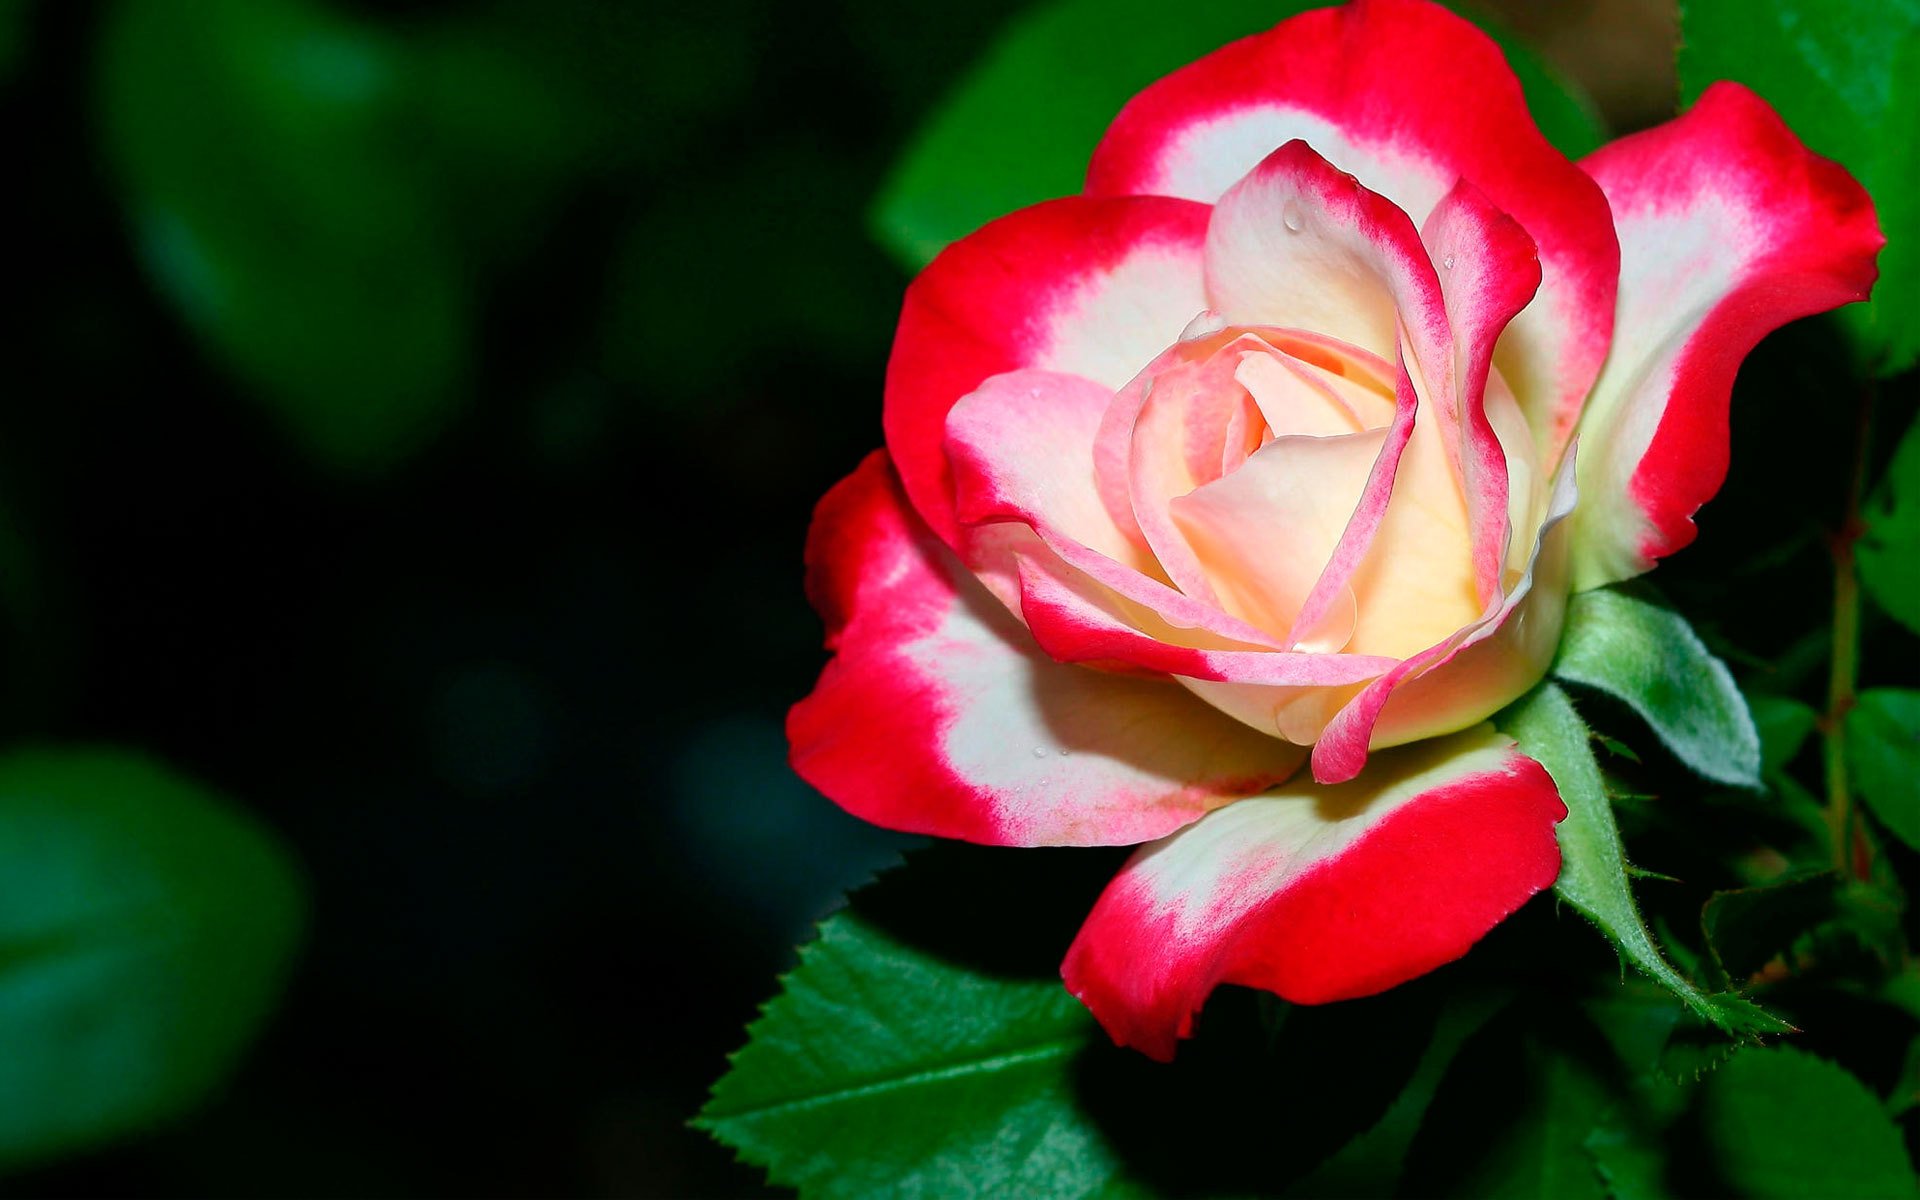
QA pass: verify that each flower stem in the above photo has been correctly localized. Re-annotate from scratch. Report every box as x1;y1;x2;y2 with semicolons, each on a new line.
1823;381;1873;877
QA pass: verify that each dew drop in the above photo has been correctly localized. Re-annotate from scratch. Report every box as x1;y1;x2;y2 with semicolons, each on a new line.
1033;746;1050;758
1282;201;1305;233
1058;747;1072;757
1442;253;1456;270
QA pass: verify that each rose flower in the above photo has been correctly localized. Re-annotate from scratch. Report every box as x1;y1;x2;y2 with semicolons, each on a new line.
788;0;1881;1059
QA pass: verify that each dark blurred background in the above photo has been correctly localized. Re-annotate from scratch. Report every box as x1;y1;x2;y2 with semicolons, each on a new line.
1;0;1686;1195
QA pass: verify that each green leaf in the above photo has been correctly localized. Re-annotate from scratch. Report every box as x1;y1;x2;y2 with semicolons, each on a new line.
698;895;1129;1198
1404;1003;1618;1199
1552;588;1761;788
1860;416;1920;636
1678;0;1920;376
1697;1046;1920;1199
1499;684;1787;1038
0;748;304;1172
1699;872;1840;986
1290;989;1510;1197
1746;692;1821;777
96;0;469;475
872;0;1603;271
1849;687;1920;851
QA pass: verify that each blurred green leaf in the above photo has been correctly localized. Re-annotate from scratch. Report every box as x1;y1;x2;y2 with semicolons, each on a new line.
696;892;1131;1199
1697;1046;1919;1198
872;0;1603;271
0;747;304;1172
97;0;467;475
95;0;623;476
1500;684;1787;1038
1860;415;1920;635
1679;0;1920;376
1850;687;1920;851
1746;692;1820;777
1553;588;1761;789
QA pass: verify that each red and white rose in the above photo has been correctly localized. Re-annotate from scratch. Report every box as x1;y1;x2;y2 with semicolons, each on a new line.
789;0;1881;1059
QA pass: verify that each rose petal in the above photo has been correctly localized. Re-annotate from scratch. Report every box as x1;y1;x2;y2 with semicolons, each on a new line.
1422;179;1544;603
789;451;1308;847
884;196;1211;547
1313;447;1579;783
1085;0;1617;459
1062;725;1565;1060
1568;82;1882;590
1170;427;1389;641
1203;139;1451;377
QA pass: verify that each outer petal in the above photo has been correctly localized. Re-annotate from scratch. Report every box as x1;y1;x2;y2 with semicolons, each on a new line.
884;196;1211;546
1569;82;1882;590
789;451;1307;847
1062;725;1566;1060
1086;0;1617;459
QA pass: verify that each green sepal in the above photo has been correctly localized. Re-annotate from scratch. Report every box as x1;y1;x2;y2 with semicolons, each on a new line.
1499;684;1787;1039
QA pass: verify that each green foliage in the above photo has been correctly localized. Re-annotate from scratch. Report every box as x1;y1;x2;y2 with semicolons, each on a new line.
0;748;304;1172
1679;0;1920;376
696;902;1128;1198
94;0;604;476
1746;693;1820;777
1861;415;1920;635
1697;1047;1920;1198
1552;588;1761;788
1850;688;1920;851
1499;684;1785;1037
871;0;1602;271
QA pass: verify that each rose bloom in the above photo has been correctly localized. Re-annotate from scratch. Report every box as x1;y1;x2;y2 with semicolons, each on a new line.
789;0;1881;1058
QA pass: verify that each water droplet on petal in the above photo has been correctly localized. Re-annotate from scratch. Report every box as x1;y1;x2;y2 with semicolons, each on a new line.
1443;254;1456;270
1058;747;1072;757
1282;201;1305;233
1033;746;1049;758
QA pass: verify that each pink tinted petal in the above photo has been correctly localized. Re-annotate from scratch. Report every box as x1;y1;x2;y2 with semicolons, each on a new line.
1422;180;1544;604
1062;726;1566;1060
1569;82;1882;590
1204;140;1451;380
1086;0;1616;454
1170;427;1389;640
1313;449;1579;783
1005;528;1398;686
946;370;1147;571
884;196;1211;546
789;452;1311;847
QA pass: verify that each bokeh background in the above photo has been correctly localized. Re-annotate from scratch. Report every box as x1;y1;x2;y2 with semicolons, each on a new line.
11;0;1885;1195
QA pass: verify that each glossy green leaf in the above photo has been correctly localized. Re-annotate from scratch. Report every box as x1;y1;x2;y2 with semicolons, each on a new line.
1698;1047;1920;1198
698;901;1130;1198
872;0;1602;271
1552;588;1761;788
1679;0;1920;376
1860;416;1920;636
1499;684;1786;1038
0;748;304;1172
1849;687;1920;851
